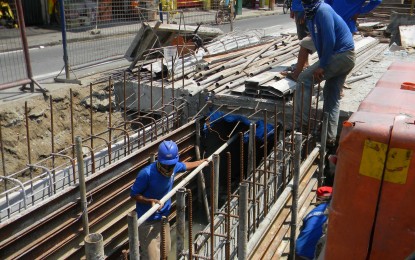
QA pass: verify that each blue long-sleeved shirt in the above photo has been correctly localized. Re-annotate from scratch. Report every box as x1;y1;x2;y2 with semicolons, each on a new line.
326;0;382;32
306;2;354;69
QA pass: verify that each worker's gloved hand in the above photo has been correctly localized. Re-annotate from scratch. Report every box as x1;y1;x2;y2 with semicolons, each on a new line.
151;199;164;211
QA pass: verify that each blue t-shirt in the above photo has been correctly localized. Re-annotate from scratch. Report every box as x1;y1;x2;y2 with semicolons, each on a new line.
306;2;354;69
326;0;381;33
296;203;329;259
130;161;187;220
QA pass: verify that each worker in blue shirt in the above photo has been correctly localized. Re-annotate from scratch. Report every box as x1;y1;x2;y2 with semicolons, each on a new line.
294;0;355;146
130;140;206;260
283;0;381;82
296;186;333;259
325;0;382;33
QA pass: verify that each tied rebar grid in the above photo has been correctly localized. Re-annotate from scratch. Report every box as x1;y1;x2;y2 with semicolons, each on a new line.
0;69;186;222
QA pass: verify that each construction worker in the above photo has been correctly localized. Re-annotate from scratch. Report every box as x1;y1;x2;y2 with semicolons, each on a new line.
294;0;355;147
283;0;381;82
130;140;207;259
0;1;18;28
296;186;333;260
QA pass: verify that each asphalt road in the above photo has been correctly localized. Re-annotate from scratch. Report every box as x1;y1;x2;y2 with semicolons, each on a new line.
0;14;293;84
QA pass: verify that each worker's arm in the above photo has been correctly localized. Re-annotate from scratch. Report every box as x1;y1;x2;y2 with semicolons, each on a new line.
131;194;164;210
184;159;208;171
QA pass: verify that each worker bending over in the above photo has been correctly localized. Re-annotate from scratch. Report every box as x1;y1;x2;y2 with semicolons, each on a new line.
130;140;206;259
294;0;355;147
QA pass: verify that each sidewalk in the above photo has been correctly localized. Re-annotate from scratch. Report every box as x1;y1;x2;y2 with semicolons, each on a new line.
0;6;283;50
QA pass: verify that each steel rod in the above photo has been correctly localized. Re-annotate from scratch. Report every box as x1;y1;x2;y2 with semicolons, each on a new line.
75;136;90;236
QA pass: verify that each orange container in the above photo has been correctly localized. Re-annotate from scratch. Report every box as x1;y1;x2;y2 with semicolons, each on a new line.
369;115;415;259
358;87;415;116
375;70;415;89
387;61;415;71
325;111;397;259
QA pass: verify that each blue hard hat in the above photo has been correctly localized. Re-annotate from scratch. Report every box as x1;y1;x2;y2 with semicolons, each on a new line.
158;140;179;165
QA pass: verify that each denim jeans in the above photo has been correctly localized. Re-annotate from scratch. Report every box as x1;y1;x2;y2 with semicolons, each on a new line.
295;50;355;140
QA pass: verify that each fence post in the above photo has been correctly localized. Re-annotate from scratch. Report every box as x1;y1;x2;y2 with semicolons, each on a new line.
238;182;248;260
75;136;90;236
127;211;140;260
55;0;81;84
15;0;34;92
85;233;105;259
176;188;186;258
289;132;302;260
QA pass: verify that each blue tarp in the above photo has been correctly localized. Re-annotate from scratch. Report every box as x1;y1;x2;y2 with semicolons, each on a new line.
203;111;276;143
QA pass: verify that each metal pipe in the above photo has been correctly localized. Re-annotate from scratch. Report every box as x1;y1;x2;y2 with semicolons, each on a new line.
213;154;220;213
123;71;127;156
318;112;328;187
57;0;70;80
195;121;210;223
273;105;278;197
24;102;34;204
84;233;104;260
127;211;140;260
161;59;165;112
250;123;257;230
15;0;34;91
176;188;186;258
50;97;56;191
313;83;321;134
238;182;248;260
282;97;287;189
75;136;90;236
289;132;302;259
0;121;7;205
136;133;239;226
239;132;244;182
150;64;154;110
306;84;314;155
137;71;141;113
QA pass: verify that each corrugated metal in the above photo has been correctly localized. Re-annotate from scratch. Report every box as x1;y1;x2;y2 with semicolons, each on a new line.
22;0;43;25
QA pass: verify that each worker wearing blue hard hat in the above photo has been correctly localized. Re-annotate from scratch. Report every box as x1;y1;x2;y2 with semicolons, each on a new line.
130;140;207;260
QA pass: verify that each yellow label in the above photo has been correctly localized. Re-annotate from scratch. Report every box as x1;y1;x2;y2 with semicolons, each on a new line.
359;140;412;184
384;148;412;184
359;140;388;181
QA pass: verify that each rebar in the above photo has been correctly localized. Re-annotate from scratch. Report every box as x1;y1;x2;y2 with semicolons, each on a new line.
161;58;165;112
282;97;287;189
273;105;278;197
108;76;113;165
137;71;141;113
263;110;268;216
306;83;314;155
313;83;322;134
226;152;231;260
239;132;244;182
89;84;94;150
161;216;167;260
70;89;75;159
24;102;34;205
187;189;193;259
150;63;154;110
210;161;215;260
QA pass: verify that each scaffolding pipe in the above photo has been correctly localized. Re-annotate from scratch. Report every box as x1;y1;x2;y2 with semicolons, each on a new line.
246;144;321;257
75;136;90;236
318;113;328;187
84;233;105;260
136;133;239;226
195;121;210;223
176;188;186;258
127;211;140;260
238;182;248;260
289;132;302;259
213;154;220;212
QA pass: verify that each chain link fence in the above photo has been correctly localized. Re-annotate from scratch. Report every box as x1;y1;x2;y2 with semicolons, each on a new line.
0;0;28;88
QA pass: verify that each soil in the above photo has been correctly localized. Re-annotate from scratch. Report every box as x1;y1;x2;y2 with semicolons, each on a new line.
0;83;127;183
